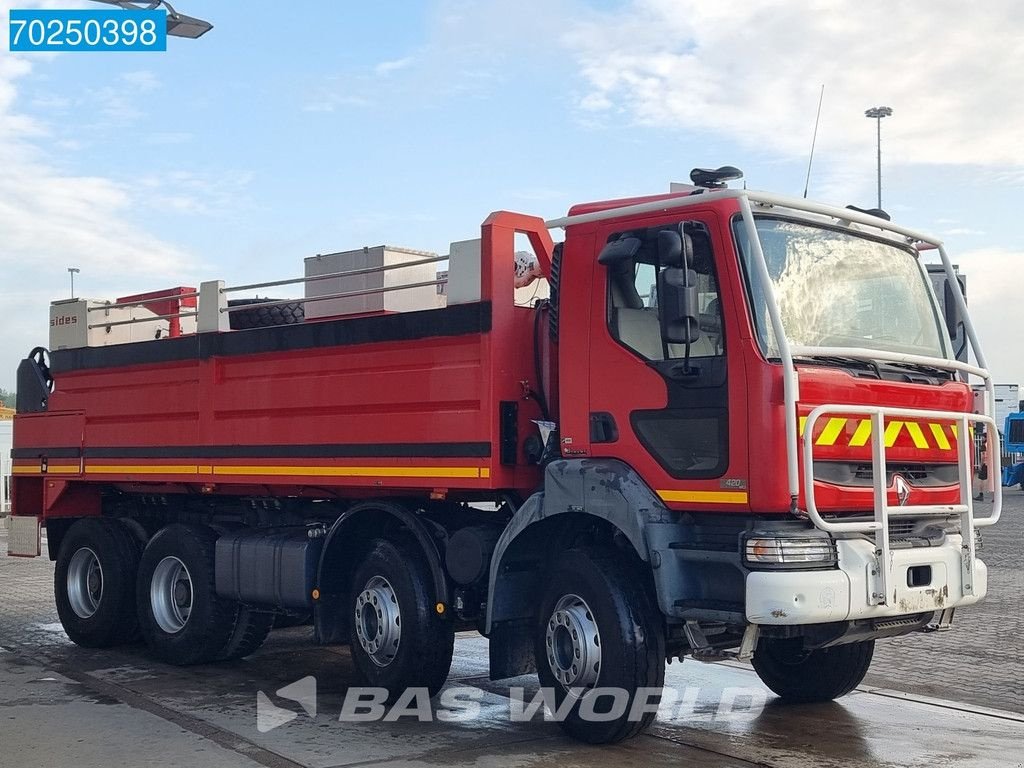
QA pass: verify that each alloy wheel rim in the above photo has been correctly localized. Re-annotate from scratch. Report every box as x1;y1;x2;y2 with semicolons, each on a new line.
150;556;193;634
67;547;103;619
354;575;401;667
545;593;602;691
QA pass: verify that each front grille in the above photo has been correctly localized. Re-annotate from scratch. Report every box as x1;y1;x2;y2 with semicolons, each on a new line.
853;463;929;482
814;461;959;488
889;520;917;539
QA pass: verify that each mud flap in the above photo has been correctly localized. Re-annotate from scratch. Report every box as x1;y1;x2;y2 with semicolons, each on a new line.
7;516;41;558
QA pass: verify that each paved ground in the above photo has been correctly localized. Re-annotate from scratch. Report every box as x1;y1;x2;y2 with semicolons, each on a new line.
0;495;1021;767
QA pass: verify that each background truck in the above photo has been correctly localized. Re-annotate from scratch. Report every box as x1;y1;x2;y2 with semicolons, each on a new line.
7;167;1002;743
1003;410;1024;488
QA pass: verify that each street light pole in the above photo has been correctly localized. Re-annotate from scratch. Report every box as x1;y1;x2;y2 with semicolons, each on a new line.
68;267;80;299
864;106;893;209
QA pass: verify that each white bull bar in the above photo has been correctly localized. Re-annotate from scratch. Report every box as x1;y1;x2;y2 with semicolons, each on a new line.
803;403;997;607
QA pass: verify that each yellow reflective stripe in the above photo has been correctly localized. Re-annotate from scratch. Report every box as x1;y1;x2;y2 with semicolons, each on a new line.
13;464;489;480
87;465;202;475
850;419;872;447
930;423;952;450
815;417;847;446
211;465;484;479
12;465;79;475
657;490;748;504
798;416;808;435
905;422;929;449
883;421;904;447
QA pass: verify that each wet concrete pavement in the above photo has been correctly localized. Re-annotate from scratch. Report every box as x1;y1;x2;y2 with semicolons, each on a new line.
1;498;1022;767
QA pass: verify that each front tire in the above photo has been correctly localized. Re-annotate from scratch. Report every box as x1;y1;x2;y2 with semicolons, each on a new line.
136;525;237;665
347;537;455;699
752;638;874;703
535;547;666;744
54;518;143;648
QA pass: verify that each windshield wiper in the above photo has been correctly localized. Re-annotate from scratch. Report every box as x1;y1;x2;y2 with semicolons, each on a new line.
877;361;954;379
792;355;881;376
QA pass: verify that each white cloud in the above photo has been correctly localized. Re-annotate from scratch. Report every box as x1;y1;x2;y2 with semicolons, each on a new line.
120;69;159;91
564;1;1024;170
925;248;1024;387
375;57;413;75
302;0;578;114
135;169;255;216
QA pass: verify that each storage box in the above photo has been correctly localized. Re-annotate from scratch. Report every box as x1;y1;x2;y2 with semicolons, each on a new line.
303;245;439;319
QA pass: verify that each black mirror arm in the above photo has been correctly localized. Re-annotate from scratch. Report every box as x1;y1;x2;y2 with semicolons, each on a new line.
680;261;693;373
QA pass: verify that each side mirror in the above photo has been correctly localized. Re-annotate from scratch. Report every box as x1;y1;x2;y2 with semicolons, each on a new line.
658;267;701;344
657;229;683;266
598;236;641;265
943;278;963;339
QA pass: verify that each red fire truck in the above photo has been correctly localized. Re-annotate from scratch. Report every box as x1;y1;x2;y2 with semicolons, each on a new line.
7;168;1002;743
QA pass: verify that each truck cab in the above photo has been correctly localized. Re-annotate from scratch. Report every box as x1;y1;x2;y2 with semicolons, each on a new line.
534;181;998;634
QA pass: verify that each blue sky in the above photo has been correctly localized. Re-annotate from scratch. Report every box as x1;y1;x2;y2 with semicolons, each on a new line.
1;0;1022;391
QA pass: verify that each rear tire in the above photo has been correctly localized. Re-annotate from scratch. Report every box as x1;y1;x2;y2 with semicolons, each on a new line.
347;537;455;699
534;547;666;744
136;525;237;665
54;518;142;648
752;638;874;703
218;607;275;661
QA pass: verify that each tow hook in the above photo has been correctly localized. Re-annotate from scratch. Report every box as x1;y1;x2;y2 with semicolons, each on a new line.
682;621;760;663
923;607;956;632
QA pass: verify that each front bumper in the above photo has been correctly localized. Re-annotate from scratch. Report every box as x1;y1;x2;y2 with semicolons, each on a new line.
745;535;986;625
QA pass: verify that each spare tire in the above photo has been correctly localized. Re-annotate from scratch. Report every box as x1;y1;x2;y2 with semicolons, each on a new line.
227;298;305;330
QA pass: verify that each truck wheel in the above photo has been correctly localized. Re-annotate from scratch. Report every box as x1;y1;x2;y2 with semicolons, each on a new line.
136;525;237;665
752;638;874;702
227;299;304;330
54;518;143;648
348;537;454;698
534;547;666;744
218;607;275;661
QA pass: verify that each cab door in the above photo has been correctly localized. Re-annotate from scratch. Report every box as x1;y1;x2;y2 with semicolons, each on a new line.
585;211;750;510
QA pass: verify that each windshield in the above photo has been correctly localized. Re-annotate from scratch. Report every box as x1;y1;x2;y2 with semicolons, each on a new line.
735;217;949;360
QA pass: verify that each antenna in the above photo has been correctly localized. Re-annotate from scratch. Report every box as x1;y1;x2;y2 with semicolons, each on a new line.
803;84;825;198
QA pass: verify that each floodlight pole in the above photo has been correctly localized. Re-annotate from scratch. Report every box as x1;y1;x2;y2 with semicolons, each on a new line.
68;267;81;299
864;106;893;209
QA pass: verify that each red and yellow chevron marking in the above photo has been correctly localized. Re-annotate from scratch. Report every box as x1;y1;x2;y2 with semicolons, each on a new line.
799;416;965;451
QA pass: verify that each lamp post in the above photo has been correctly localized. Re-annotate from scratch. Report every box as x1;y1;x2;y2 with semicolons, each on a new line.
68;267;81;299
88;0;213;38
864;106;893;209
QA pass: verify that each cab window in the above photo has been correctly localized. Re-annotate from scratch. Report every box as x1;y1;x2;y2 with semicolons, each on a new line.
607;224;725;361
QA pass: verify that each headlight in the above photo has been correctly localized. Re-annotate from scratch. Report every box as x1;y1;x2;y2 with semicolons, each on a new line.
743;536;838;569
